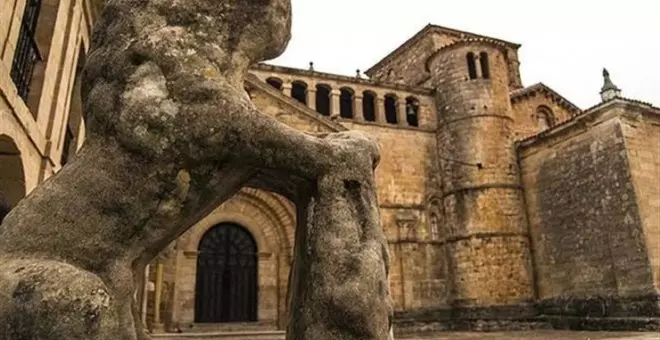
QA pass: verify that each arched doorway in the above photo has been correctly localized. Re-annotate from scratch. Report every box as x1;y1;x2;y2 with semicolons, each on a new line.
0;135;26;224
195;223;258;323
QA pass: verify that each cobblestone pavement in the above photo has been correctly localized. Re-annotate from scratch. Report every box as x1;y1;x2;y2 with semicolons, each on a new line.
399;331;659;340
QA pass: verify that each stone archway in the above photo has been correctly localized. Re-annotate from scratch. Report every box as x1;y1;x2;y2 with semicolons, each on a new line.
171;188;296;330
0;135;26;223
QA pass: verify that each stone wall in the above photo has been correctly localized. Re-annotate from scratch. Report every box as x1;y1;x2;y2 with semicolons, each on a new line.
519;107;658;317
620;110;660;292
0;0;94;194
511;91;575;140
369;34;437;87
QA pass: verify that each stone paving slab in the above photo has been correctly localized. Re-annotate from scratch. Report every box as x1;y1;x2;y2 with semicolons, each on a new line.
400;331;660;340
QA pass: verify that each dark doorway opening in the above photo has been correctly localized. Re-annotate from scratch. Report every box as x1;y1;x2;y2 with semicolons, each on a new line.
194;223;258;323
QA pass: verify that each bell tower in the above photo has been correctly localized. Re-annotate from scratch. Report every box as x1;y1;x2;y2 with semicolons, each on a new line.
426;41;535;314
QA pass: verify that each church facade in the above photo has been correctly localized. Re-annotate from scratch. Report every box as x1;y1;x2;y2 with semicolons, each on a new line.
1;0;659;334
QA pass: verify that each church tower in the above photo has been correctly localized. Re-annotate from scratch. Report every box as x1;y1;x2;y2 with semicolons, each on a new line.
426;41;535;314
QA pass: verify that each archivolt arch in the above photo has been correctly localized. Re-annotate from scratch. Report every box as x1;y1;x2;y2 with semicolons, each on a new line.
183;188;295;260
0;134;26;222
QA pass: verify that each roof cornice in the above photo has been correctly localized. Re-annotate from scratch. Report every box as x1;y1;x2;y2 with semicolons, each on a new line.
517;97;660;148
251;63;434;95
365;24;520;77
510;82;582;115
424;37;512;72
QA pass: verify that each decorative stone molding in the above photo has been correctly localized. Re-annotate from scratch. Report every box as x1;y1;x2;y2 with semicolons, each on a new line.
395;211;419;242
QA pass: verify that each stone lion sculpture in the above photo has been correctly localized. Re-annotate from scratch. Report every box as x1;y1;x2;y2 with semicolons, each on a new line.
0;0;392;339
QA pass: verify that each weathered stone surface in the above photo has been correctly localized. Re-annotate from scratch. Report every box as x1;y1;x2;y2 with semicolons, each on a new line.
287;133;392;340
520;116;657;304
0;0;391;338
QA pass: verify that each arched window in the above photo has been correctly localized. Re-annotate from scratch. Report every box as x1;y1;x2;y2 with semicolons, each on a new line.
536;106;554;131
362;91;376;122
291;81;307;105
0;200;10;224
10;0;61;117
339;87;354;119
266;77;283;90
0;135;26;221
405;96;419;127
384;94;398;124
466;52;478;80
315;84;331;116
479;52;490;79
429;213;439;241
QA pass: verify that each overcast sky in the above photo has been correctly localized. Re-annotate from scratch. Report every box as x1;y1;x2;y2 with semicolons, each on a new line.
269;0;659;109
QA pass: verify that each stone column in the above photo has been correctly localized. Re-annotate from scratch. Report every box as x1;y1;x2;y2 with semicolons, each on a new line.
141;264;150;326
282;82;292;97
475;55;482;79
169;243;182;329
397;99;407;126
0;0;17;57
354;95;364;122
398;212;425;310
34;0;79;132
153;263;165;332
307;87;317;111
330;89;340;118
375;96;386;124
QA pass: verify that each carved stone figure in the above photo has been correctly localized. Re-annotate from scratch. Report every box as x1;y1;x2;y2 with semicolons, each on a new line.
0;0;392;339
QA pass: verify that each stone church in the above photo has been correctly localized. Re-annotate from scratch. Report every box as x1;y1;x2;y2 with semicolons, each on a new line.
0;0;658;335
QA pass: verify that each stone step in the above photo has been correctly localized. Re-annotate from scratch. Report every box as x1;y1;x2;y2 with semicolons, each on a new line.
152;330;285;340
178;323;277;333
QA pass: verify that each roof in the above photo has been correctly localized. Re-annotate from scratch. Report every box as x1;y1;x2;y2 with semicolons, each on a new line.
510;82;582;115
424;37;514;72
582;96;658;115
517;96;660;146
365;24;521;77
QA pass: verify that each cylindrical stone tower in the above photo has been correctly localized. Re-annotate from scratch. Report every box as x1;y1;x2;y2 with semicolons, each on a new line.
426;41;535;315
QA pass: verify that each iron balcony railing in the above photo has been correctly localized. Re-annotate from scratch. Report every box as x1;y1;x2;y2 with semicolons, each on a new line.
10;0;43;102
